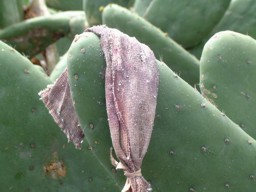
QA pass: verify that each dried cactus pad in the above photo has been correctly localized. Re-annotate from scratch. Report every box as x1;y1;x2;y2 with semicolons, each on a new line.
87;26;159;192
39;25;159;192
39;69;84;149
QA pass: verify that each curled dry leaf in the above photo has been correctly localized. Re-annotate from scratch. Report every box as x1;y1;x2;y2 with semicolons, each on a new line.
38;69;84;149
39;25;159;192
87;26;159;192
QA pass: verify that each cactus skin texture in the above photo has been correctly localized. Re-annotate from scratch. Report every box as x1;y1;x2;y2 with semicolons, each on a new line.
102;4;199;86
134;0;231;48
0;40;124;191
0;0;23;28
83;0;134;26
50;53;68;80
46;0;83;11
54;11;88;59
67;31;256;191
0;11;85;58
133;0;152;15
49;7;89;80
200;31;256;139
210;0;256;40
189;0;256;59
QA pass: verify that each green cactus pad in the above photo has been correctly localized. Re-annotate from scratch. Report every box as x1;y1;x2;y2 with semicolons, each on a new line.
102;4;199;86
46;0;83;11
0;40;122;191
0;11;85;58
200;30;256;139
67;30;256;191
83;0;134;26
189;0;256;59
134;0;231;48
50;53;68;80
211;0;256;39
0;0;23;28
133;0;152;15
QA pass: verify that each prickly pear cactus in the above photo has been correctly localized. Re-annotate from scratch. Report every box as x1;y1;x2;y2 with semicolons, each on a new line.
210;0;256;40
84;0;134;26
0;40;124;191
102;4;199;86
50;53;68;80
46;0;83;10
189;0;256;59
0;11;85;58
0;0;23;28
200;31;256;138
63;29;256;191
134;0;231;48
2;0;256;191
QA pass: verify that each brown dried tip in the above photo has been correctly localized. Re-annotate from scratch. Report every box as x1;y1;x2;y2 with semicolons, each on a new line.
87;26;159;192
38;69;84;149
